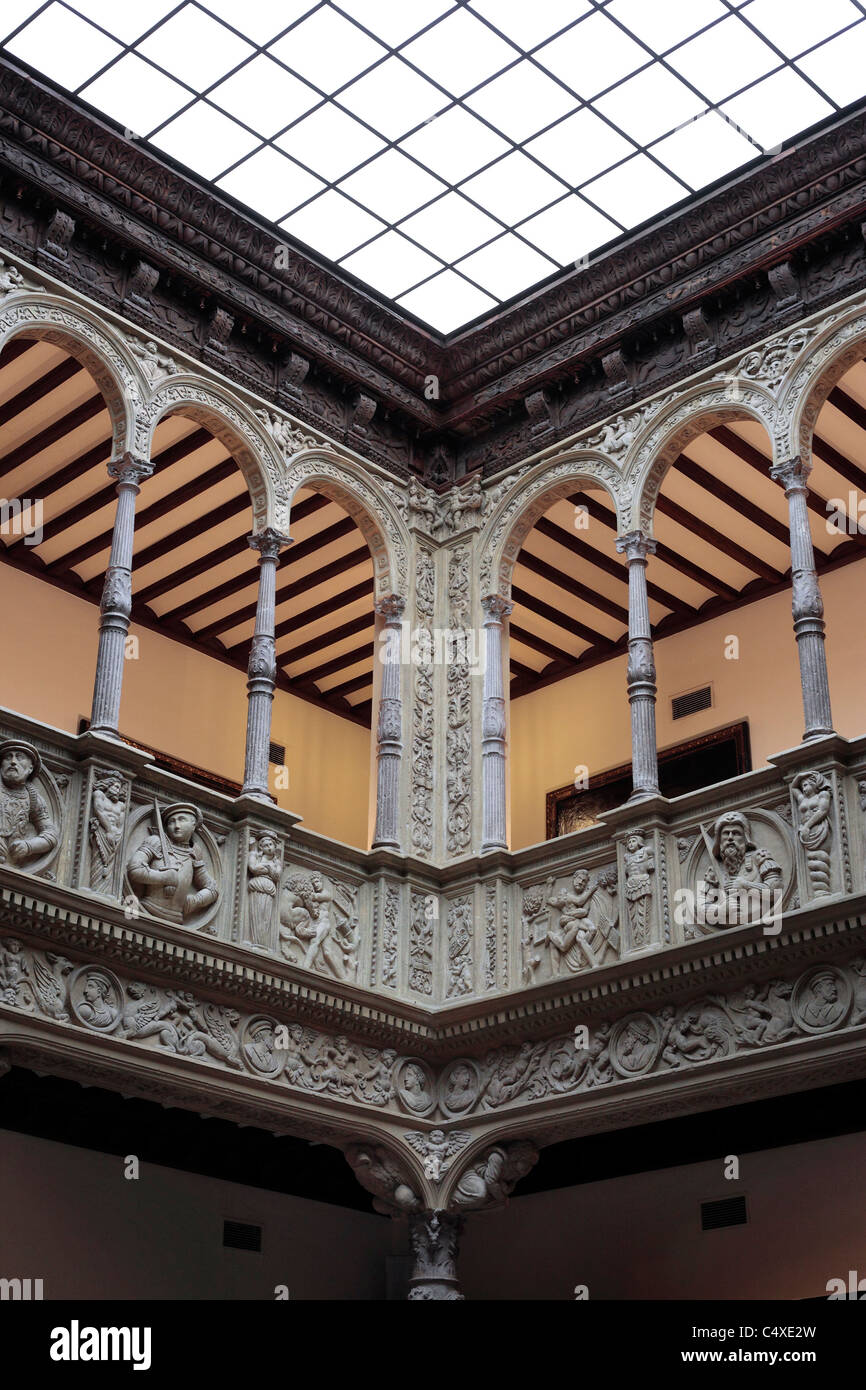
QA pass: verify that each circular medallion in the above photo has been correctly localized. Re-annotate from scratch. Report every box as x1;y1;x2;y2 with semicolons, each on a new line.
69;965;122;1033
792;967;851;1034
439;1057;481;1117
242;1015;285;1078
610;1012;661;1078
395;1056;436;1116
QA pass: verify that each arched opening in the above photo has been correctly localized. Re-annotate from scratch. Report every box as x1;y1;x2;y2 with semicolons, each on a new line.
0;339;376;848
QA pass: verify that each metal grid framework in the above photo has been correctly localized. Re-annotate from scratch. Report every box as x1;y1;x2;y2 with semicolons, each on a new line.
2;0;864;332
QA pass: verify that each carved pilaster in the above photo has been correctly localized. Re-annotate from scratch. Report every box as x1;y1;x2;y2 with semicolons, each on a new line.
90;454;153;737
241;528;292;800
481;595;512;852
615;531;659;798
770;457;834;741
372;594;406;851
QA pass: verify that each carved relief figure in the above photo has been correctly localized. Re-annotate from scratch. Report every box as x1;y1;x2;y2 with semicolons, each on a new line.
623;830;654;947
120;981;180;1050
246;832;281;949
345;1144;420;1215
446;897;473;997
0;740;59;869
451;1141;538;1210
89;771;126;892
71;968;121;1031
546;866;621;973
794;969;848;1032
696;811;783;927
520;883;550;981
279;872;360;982
127;802;218;924
792;771;833;897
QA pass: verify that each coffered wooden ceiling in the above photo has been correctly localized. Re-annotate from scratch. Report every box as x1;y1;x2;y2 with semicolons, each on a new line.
2;337;866;727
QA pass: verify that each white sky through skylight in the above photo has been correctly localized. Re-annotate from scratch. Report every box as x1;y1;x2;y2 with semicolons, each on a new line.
1;0;862;333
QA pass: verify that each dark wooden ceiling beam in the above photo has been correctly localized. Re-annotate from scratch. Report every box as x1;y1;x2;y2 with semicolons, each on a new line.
516;546;628;626
0;340;38;369
526;519;630;622
511;584;613;650
811;431;866;494
290;641;374;686
276;611;374;666
325;670;374;700
0;357;83;428
206;574;374;647
509;656;542;682
0;394;107;476
171;542;372;626
673;450;798;550
509;622;578;666
568;491;695;613
655;494;783;583
827;385;866;432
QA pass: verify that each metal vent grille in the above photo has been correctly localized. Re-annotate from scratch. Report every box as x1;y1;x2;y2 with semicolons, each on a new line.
701;1196;748;1231
268;741;286;766
223;1220;262;1252
672;685;712;720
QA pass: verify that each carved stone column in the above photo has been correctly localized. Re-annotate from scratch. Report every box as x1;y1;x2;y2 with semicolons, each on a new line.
481;594;512;852
241;528;291;801
616;531;659;798
372;594;405;850
770;456;834;741
90;453;153;737
407;1212;465;1300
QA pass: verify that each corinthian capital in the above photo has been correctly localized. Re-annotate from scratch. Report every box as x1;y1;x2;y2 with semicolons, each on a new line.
770;455;811;493
481;594;513;623
248;527;291;561
616;530;656;562
108;453;153;487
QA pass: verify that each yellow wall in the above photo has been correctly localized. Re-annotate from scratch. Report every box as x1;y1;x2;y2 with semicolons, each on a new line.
509;559;866;850
0;566;371;848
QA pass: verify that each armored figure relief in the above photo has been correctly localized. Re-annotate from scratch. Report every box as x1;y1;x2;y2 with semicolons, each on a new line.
546;866;621;973
279;871;360;982
89;771;126;892
451;1140;538;1210
792;771;833;897
127;802;218;924
446;897;473;997
696;811;783;927
0;740;59;869
623;830;654;947
246;832;282;949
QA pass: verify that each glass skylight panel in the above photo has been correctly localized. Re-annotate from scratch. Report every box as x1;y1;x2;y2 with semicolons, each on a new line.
6;4;122;90
400;8;517;97
209;55;320;138
80;53;190;137
268;8;386;93
582;154;686;229
217;147;324;221
720;68;834;152
63;0;180;44
651;110;758;187
519;196;620;265
338;57;448;139
203;0;319;46
460;152;565;225
335;0;456;48
0;2;47;43
398;270;496;333
399;194;501;263
468;0;592;53
595;64;706;145
340;232;440;299
606;0;727;53
465;62;576;144
740;0;860;58
399;106;509;184
667;15;779;103
797;24;866;106
456;234;557;300
279;190;386;262
339;149;447;223
151;101;260;180
524;108;634;187
137;6;255;90
276;104;384;183
536;12;647;98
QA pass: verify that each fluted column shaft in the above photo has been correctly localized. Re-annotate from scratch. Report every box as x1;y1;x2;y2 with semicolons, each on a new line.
90;453;153;736
372;594;405;850
481;594;512;852
771;456;834;741
616;531;659;799
242;528;291;800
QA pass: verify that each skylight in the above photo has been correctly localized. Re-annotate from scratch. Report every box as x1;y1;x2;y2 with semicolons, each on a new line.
1;0;862;334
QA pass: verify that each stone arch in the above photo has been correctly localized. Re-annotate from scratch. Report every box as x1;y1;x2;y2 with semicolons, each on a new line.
625;381;777;534
280;448;410;599
479;452;626;599
141;376;284;534
0;290;140;457
775;303;866;464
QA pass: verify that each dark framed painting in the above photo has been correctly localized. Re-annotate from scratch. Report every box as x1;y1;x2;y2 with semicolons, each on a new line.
545;721;752;839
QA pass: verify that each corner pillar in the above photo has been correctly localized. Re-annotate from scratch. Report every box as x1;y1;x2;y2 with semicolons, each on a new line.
481;594;512;852
241;528;292;800
616;530;659;798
